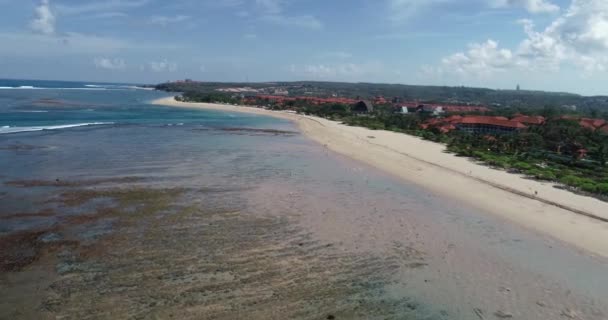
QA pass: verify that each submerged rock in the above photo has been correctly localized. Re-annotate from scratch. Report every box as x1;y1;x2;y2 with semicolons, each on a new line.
38;232;62;243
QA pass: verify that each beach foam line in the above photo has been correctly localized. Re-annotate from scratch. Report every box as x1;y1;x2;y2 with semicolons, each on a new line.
0;122;114;134
0;86;114;91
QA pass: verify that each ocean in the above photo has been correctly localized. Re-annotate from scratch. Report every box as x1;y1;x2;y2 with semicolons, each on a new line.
0;79;286;135
1;79;607;319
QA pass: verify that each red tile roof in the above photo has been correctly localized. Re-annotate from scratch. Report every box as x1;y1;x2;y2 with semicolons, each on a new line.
458;116;527;129
580;118;607;129
398;102;490;113
438;124;456;133
511;115;545;125
254;95;357;105
442;105;491;113
422;115;526;131
562;116;608;131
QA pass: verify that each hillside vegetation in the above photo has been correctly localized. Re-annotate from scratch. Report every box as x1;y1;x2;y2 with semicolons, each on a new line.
156;81;608;116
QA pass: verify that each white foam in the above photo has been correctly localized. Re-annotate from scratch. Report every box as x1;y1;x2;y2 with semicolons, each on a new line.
0;122;113;134
0;86;109;90
0;86;41;90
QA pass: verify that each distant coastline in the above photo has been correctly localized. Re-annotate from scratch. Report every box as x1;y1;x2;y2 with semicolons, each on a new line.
152;96;608;258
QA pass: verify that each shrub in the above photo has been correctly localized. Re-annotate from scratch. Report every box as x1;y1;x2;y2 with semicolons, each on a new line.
560;175;582;186
472;151;487;159
526;169;556;181
513;162;533;171
596;183;608;195
539;171;557;181
525;169;542;178
581;183;597;193
421;131;437;141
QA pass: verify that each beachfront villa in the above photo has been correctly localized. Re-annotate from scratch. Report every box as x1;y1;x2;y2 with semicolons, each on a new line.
455;116;527;134
422;115;528;134
352;100;374;114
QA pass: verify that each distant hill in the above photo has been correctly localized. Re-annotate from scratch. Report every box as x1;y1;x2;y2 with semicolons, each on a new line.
155;81;608;113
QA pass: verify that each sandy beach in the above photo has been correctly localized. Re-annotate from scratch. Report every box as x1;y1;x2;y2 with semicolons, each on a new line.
152;96;608;258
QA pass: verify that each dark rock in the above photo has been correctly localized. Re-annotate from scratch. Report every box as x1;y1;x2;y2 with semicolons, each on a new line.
494;310;513;318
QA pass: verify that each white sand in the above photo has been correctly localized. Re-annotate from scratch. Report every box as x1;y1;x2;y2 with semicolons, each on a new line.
152;97;608;258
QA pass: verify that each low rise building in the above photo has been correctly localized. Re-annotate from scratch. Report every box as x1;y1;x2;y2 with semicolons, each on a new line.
422;116;526;134
456;116;527;134
352;100;374;114
511;115;545;125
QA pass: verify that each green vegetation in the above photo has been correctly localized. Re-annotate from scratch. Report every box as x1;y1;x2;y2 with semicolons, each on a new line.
288;107;608;198
443;122;608;197
156;80;608;118
176;92;239;104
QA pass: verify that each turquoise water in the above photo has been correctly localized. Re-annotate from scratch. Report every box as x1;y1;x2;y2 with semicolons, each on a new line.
0;78;140;90
0;79;286;134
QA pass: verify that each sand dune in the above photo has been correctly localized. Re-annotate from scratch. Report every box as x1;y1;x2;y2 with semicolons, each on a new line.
152;97;608;258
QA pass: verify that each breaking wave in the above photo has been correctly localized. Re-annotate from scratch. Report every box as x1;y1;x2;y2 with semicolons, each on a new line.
0;122;114;134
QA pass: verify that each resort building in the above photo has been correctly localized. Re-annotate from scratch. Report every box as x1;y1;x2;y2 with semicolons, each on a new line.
560;116;608;132
580;118;607;131
397;103;489;114
250;95;357;106
511;115;546;125
352;100;374;114
456;116;527;134
422;116;527;134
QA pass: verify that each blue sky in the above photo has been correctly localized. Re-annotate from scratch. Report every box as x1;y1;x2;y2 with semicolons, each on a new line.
1;0;607;95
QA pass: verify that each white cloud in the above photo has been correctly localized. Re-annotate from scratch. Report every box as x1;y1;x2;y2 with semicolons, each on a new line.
435;0;608;77
289;62;386;81
55;0;150;15
491;0;560;13
319;51;353;59
518;0;608;71
94;57;126;70
236;10;250;17
148;59;178;72
0;31;185;60
255;0;284;14
88;12;129;19
261;14;322;30
442;40;516;76
243;33;258;39
0;32;128;56
30;0;55;35
388;0;449;22
148;15;191;26
388;0;559;22
255;0;323;30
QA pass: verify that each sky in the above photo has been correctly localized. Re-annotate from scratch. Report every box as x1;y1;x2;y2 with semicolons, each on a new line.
1;0;608;95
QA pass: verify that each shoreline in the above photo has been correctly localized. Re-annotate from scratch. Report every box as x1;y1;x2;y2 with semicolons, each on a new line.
151;96;608;258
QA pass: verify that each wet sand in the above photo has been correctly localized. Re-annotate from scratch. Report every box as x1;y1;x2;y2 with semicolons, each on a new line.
2;171;607;319
0;181;441;319
152;97;608;259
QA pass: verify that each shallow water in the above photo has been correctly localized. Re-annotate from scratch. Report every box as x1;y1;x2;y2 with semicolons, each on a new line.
1;87;607;319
